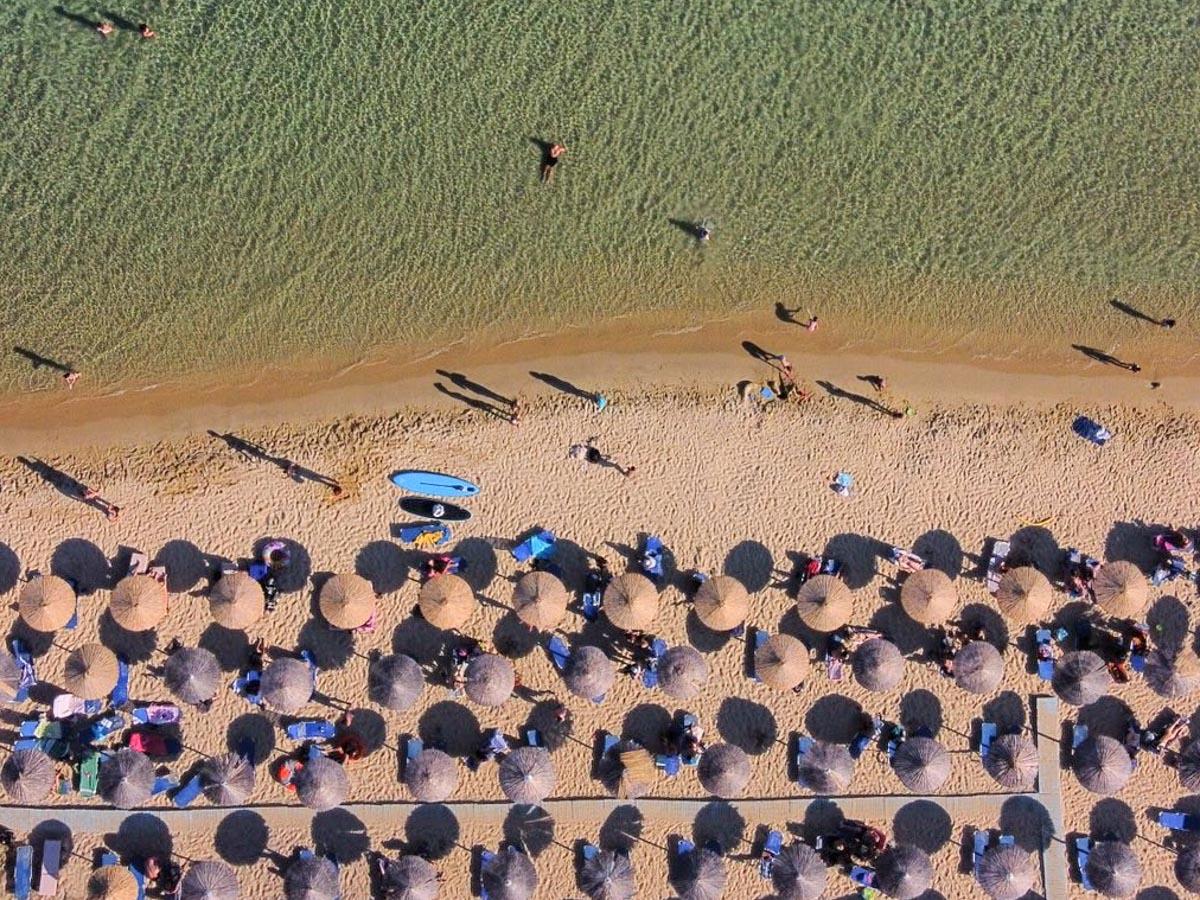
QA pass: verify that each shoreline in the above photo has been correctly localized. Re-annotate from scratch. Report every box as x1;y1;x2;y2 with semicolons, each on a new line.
0;305;1196;455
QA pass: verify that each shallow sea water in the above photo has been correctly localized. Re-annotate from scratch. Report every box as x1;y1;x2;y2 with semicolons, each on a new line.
0;0;1197;388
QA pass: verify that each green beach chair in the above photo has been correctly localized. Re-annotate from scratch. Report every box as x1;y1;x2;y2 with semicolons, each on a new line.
79;753;101;798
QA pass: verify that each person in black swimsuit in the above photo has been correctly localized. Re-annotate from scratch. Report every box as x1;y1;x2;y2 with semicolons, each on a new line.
541;143;566;183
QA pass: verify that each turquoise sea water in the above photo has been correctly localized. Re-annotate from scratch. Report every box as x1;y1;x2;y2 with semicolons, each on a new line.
1;1;1198;388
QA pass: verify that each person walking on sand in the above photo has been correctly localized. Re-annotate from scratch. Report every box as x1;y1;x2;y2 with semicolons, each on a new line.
540;143;566;183
806;316;819;332
63;371;80;389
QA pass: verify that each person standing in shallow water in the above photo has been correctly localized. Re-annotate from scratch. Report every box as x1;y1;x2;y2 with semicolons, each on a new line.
540;143;565;183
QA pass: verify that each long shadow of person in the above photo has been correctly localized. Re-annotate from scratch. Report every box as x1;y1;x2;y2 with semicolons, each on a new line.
529;371;591;402
435;383;512;422
206;431;288;468
1109;299;1164;326
740;340;780;366
17;457;112;514
1071;345;1140;371
99;9;139;31
53;5;100;29
774;302;803;324
12;347;72;374
435;370;513;407
815;381;899;418
668;218;708;241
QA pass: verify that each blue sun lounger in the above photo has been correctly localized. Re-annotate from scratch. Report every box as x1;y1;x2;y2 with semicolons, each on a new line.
1072;724;1089;750
111;657;130;708
406;737;423;763
479;849;496;900
979;722;997;760
676;838;695;861
88;713;125;742
655;753;681;776
547;636;570;671
641;536;665;581
172;775;203;808
1159;810;1200;832
1035;630;1055;680
151;775;178;797
581;843;598;863
972;831;989;878
100;852;118;868
751;630;769;681
11;639;36;702
850;865;875;887
13;844;32;900
233;670;262;704
795;735;815;768
1072;416;1112;446
524;729;543;748
759;830;782;879
131;863;146;900
1076;837;1094;890
286;720;336;741
511;530;556;563
582;590;601;621
601;732;619;755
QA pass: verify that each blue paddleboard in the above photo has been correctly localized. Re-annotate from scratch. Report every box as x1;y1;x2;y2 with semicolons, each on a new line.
389;470;480;498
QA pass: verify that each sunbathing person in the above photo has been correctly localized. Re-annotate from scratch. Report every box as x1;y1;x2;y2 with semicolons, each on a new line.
889;547;925;573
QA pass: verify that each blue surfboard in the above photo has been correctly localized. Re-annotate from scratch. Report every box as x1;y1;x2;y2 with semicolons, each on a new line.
389;470;480;498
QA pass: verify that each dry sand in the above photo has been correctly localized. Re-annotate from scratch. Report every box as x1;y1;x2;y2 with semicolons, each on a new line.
1;367;1199;897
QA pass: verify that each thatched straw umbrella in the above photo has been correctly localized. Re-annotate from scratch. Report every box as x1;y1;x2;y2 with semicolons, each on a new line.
0;652;22;703
796;740;854;794
99;747;154;808
697;743;751;798
658;646;709;700
892;736;950;793
899;569;955;624
481;846;538;900
1;748;55;802
284;855;339;900
875;844;933;899
581;848;634;900
694;576;749;631
1053;651;1110;706
110;574;169;631
1176;844;1200;894
180;860;240;900
87;865;139;900
164;647;221;705
368;653;423;711
983;734;1039;791
795;575;852;632
260;657;314;714
208;572;264;630
1088;841;1141;898
754;633;809;691
512;571;568;630
772;843;826;900
64;643;118;700
1093;562;1149;619
598;739;657;800
1180;740;1200;790
954;641;1004;694
680;848;726;900
465;654;515;707
498;746;555;804
563;646;615;701
976;844;1036;900
1074;735;1133;795
318;573;375;630
19;575;76;631
380;855;439;900
294;756;349;811
418;575;475;630
405;748;458;802
995;567;1052;623
1145;648;1200;699
201;752;255;805
852;638;904;692
602;574;659;632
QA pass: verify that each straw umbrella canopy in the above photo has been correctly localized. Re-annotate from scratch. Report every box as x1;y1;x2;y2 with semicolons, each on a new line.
1180;739;1200;790
995;567;1052;623
1053;650;1110;706
418;574;475;630
976;845;1036;900
602;573;659;632
405;748;459;802
294;756;349;811
318;573;375;630
1088;840;1142;898
796;740;854;794
984;734;1039;790
164;647;221;704
1;748;55;802
563;645;616;701
465;654;515;707
180;860;240;900
19;575;75;631
481;846;538;900
852;638;904;692
1176;844;1200;893
697;743;751;798
368;653;424;711
99;747;154;808
772;843;826;900
110;575;169;631
754;633;809;690
694;576;750;631
1073;735;1133;795
657;646;709;700
284;855;339;900
512;571;569;630
201;752;255;805
899;569;955;624
598;739;657;800
954;641;1004;694
0;652;22;703
208;572;264;629
1093;561;1149;619
1145;648;1200;699
87;865;140;900
795;575;852;632
580;848;634;900
875;844;933;900
680;849;726;900
64;643;118;700
498;746;555;804
380;855;439;900
260;657;314;714
892;736;950;792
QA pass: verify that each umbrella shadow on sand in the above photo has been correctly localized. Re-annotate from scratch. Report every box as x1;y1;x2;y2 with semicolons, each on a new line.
391;617;447;669
621;703;673;753
225;713;276;765
894;800;951;853
403;804;461;859
251;538;312;594
214;810;269;865
51;538;113;594
899;689;943;738
154;539;215;594
297;618;354;671
716;697;778;755
599;805;645;852
1000;796;1054;852
98;610;157;664
313;808;370;863
418;701;481;757
354;540;411;595
912;529;965;579
804;695;865;744
1089;798;1138;843
723;541;774;593
1105;520;1169;570
0;543;18;596
823;533;891;590
199;623;251;672
504;805;556;857
106;812;172;860
692;801;747;854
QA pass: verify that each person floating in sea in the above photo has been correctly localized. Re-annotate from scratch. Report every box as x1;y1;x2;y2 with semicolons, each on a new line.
96;20;113;37
63;371;80;389
139;23;156;39
540;143;566;183
806;316;819;332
